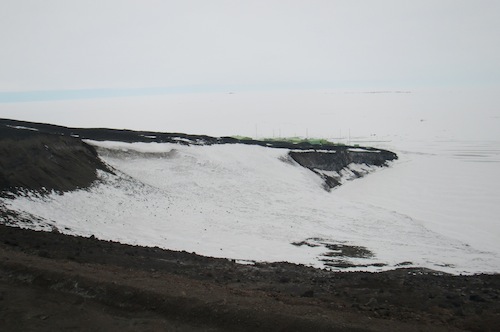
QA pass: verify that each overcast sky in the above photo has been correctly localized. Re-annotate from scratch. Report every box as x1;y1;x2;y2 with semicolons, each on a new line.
1;0;499;101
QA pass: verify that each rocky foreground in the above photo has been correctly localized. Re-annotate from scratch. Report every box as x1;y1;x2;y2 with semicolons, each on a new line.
1;224;499;331
1;118;499;331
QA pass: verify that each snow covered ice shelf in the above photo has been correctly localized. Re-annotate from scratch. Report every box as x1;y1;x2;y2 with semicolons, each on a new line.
333;138;500;274
4;140;500;274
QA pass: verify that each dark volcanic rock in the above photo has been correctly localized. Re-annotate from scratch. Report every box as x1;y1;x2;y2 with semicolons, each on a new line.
0;118;221;145
289;148;397;190
1;224;500;331
289;148;396;172
0;126;113;194
290;150;353;172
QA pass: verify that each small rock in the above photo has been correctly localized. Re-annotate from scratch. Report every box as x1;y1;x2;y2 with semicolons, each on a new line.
365;298;378;307
469;294;486;302
375;308;390;317
38;250;50;258
301;290;314;298
279;276;290;283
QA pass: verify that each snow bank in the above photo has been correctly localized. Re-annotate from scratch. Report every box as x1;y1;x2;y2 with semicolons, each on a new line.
5;141;500;274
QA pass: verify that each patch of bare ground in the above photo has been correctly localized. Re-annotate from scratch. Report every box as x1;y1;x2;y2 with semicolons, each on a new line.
1;225;499;331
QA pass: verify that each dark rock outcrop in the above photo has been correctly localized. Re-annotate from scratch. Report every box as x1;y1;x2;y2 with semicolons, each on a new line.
0;126;113;195
289;148;397;190
289;148;396;172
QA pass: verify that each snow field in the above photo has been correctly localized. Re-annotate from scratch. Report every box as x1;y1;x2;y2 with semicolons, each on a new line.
5;140;500;274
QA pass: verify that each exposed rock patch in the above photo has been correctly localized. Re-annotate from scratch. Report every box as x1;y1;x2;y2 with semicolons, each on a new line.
1;225;499;331
289;148;397;190
0;126;113;195
291;238;390;269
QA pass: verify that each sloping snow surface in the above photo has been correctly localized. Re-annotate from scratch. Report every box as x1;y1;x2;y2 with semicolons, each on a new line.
4;139;500;274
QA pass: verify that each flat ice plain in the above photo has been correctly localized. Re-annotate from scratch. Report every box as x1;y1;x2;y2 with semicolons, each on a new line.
2;88;499;274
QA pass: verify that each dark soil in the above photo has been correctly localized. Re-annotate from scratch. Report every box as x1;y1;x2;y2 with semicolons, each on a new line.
0;126;112;195
1;224;499;331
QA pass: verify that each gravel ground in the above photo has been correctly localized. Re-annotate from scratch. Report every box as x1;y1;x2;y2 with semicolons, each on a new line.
1;224;499;331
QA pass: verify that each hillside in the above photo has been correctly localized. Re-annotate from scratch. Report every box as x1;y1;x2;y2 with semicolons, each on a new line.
1;118;499;330
0;119;415;273
0;118;396;193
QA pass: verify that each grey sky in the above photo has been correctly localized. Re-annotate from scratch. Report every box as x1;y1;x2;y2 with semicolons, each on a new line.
1;0;500;95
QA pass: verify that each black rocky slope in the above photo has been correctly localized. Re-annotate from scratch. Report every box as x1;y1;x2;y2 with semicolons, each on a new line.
0;125;112;195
